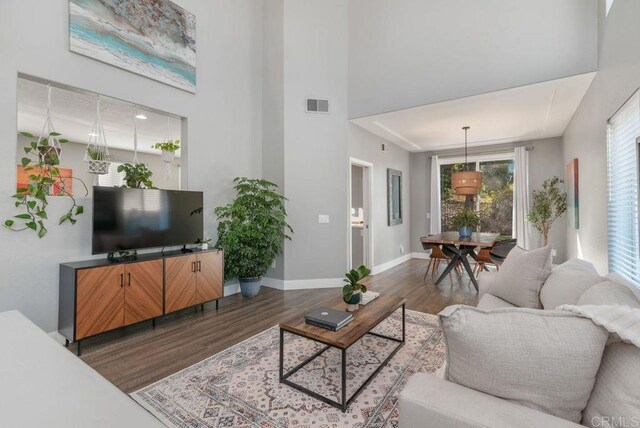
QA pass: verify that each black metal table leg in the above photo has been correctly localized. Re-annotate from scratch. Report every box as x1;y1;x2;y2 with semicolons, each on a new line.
459;250;479;291
434;252;461;286
77;340;81;357
341;348;347;412
279;328;284;381
216;299;219;310
402;303;406;343
65;339;69;348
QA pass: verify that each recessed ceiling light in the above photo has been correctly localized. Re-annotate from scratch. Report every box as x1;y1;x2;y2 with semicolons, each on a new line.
88;132;98;137
136;114;148;120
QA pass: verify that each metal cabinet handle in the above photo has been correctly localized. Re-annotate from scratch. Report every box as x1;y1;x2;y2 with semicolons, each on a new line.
120;273;124;288
192;261;196;273
127;272;131;286
197;260;202;272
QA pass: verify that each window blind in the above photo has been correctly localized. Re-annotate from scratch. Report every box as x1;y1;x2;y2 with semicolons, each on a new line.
97;161;125;187
607;90;640;286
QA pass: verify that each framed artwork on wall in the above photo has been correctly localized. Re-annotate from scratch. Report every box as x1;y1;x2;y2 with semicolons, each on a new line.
69;0;196;93
387;168;403;226
566;158;579;229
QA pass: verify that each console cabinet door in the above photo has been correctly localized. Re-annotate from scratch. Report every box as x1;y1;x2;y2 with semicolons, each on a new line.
76;265;125;340
124;259;163;325
165;254;197;313
196;250;223;303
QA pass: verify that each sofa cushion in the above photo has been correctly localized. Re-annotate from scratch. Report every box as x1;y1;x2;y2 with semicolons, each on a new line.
489;245;553;308
400;374;582;428
582;343;640;427
477;293;517;310
605;273;640;301
439;305;609;423
541;259;605;309
577;281;640;308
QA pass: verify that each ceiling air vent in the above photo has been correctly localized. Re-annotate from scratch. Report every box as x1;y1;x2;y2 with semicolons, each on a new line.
306;98;329;114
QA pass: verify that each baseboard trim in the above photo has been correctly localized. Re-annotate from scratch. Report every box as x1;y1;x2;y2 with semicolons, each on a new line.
47;330;67;345
412;252;429;260
263;277;343;290
224;282;241;296
372;253;413;275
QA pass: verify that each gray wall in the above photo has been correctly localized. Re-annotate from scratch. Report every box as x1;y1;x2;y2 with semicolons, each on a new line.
349;124;412;268
262;0;285;280
410;138;567;261
16;136;181;193
562;0;640;274
348;0;598;118
282;0;349;281
0;0;263;332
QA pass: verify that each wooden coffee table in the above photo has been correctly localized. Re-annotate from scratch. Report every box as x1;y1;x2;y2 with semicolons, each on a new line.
279;295;406;412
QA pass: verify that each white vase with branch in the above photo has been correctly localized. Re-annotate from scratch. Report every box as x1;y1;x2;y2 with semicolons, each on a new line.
526;176;567;246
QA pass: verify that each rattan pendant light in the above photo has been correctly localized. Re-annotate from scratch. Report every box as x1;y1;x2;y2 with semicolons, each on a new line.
451;126;483;195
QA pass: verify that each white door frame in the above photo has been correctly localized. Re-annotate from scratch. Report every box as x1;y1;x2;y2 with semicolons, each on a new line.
348;157;374;271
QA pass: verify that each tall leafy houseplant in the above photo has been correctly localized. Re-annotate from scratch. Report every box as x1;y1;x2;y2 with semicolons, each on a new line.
526;176;567;246
214;178;292;297
117;163;154;189
5;131;87;238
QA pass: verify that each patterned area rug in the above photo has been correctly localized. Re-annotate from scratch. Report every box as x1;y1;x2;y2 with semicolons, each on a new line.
131;309;445;427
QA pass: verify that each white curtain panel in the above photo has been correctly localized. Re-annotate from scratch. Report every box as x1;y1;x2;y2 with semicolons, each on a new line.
514;147;531;249
430;155;441;234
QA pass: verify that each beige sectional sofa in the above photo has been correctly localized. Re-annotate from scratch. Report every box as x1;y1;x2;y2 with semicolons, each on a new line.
400;258;640;428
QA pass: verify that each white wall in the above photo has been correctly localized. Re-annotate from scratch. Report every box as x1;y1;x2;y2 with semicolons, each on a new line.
0;0;263;331
349;124;412;269
348;0;598;118
281;0;349;281
562;0;640;274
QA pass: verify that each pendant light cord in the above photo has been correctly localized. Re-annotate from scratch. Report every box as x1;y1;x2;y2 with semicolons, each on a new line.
463;126;470;171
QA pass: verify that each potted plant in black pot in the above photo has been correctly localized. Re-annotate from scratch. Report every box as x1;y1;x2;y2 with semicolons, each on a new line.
214;177;292;297
452;208;480;237
343;265;370;312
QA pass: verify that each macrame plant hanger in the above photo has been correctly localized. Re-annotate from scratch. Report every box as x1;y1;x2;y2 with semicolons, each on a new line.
83;95;111;178
132;106;140;164
161;117;173;179
38;84;63;165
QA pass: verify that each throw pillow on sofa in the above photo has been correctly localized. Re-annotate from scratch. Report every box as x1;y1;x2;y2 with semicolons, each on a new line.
489;245;553;308
541;259;606;309
439;305;609;423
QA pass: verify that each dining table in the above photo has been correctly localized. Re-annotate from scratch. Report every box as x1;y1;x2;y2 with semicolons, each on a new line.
420;232;500;291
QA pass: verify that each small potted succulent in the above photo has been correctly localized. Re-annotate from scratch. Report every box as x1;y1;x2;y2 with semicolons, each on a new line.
452;208;480;238
343;265;370;312
197;238;212;250
152;139;180;163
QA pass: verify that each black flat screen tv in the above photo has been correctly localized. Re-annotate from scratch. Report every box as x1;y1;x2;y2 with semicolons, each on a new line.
92;187;203;254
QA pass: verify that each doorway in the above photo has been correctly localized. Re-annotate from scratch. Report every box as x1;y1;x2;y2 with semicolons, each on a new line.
349;158;373;270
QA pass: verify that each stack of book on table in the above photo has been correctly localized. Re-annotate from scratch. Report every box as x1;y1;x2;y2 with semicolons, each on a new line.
305;307;353;331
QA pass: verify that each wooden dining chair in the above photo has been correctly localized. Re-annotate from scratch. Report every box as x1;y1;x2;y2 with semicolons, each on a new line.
423;243;462;286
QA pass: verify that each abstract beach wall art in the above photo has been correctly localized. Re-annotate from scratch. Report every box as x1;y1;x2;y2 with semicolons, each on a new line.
69;0;196;93
566;158;579;229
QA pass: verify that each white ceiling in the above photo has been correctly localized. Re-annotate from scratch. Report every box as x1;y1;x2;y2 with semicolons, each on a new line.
17;78;182;155
350;72;596;152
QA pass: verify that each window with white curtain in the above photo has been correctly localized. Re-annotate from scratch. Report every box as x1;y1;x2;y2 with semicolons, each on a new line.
607;90;640;286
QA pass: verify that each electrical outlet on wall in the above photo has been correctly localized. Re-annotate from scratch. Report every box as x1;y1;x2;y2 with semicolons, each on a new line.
426;213;431;219
318;215;330;224
400;244;404;254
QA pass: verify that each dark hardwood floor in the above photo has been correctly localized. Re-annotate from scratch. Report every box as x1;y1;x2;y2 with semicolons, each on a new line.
80;258;478;393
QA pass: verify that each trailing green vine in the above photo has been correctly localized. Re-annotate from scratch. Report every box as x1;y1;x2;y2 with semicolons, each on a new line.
5;131;88;238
